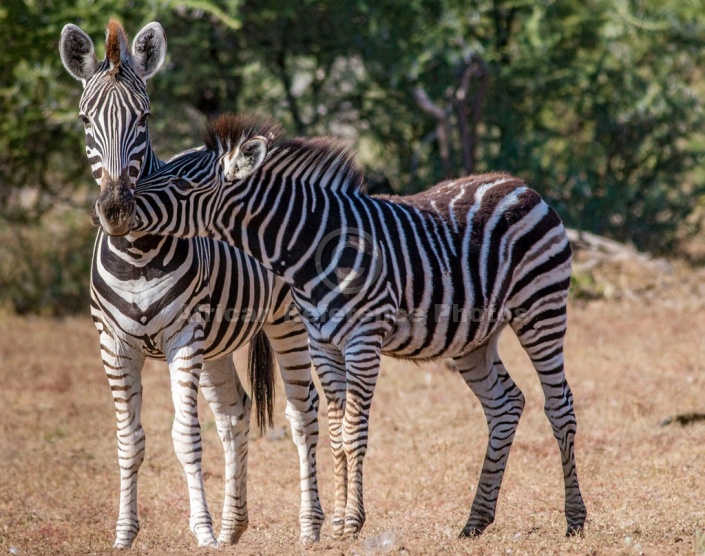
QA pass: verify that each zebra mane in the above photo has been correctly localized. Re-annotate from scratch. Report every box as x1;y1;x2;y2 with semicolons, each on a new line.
205;113;365;193
105;19;129;70
205;113;283;152
280;137;366;193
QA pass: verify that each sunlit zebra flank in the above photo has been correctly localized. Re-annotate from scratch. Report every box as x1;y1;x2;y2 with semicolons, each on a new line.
94;112;587;539
60;24;322;548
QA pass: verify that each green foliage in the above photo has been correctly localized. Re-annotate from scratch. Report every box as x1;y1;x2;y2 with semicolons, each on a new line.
0;0;169;221
1;0;705;314
486;0;705;253
0;212;95;315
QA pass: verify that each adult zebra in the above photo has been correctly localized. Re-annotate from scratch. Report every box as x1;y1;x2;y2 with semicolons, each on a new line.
59;22;323;548
95;113;587;539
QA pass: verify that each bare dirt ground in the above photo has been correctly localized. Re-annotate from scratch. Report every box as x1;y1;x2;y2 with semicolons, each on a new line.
1;290;704;555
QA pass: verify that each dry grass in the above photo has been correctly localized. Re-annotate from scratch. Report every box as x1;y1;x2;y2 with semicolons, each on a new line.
1;297;704;555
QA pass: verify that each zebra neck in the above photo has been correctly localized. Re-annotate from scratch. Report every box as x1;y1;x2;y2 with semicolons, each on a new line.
98;227;183;264
101;137;170;259
141;133;164;174
215;180;369;293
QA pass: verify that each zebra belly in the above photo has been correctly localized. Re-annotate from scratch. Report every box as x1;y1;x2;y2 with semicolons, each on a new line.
199;240;276;358
380;303;508;361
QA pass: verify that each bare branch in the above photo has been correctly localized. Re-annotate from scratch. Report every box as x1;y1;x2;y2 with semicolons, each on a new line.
411;86;453;179
411;87;445;121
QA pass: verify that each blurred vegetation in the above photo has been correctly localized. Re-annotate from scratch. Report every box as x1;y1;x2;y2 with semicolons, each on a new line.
1;0;705;314
0;213;94;315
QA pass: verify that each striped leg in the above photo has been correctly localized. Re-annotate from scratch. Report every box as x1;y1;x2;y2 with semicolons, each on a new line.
165;328;217;547
456;332;525;538
263;316;323;543
100;331;146;549
512;303;586;536
309;340;348;537
200;357;251;545
341;337;382;537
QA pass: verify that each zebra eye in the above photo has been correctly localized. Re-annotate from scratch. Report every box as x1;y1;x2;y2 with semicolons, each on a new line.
174;179;191;191
137;113;151;127
79;114;91;128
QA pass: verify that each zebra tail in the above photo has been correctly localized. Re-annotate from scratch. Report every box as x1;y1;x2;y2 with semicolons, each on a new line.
248;330;276;434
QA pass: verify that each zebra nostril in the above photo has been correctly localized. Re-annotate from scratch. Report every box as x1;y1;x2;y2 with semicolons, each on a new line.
90;200;102;227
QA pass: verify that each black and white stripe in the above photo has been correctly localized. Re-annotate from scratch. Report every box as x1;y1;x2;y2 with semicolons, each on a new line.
107;114;587;538
60;24;323;548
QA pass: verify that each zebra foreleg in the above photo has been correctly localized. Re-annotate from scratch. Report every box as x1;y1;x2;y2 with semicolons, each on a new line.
456;334;525;538
101;333;146;549
264;319;324;543
165;330;218;547
340;338;382;537
309;341;348;537
200;357;251;545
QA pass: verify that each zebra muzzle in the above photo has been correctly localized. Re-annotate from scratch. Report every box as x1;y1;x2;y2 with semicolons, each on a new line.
93;176;136;236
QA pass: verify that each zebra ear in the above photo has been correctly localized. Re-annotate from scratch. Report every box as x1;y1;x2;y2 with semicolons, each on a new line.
60;24;99;85
131;22;167;81
223;137;269;181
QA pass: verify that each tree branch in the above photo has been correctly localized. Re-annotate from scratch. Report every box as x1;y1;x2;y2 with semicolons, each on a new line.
412;86;453;178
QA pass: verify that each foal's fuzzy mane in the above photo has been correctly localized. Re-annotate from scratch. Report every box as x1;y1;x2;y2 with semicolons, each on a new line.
205;113;283;151
204;113;365;193
281;137;366;193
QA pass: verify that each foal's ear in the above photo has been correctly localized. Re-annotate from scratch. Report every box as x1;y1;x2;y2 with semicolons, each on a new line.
222;137;269;181
60;24;99;84
131;22;167;81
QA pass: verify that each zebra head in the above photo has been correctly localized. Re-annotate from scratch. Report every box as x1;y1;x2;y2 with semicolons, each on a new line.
60;19;167;236
99;113;279;238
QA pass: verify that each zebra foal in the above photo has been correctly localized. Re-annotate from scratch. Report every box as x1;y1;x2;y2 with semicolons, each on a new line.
94;113;587;539
60;23;323;548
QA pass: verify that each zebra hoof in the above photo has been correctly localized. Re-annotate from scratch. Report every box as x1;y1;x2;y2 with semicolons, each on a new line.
217;524;248;545
114;522;139;549
300;532;320;544
343;516;365;537
458;525;487;539
300;511;323;543
332;518;346;537
113;539;133;550
196;531;219;548
566;523;584;538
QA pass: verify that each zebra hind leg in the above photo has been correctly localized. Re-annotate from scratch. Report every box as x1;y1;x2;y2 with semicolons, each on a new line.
200;356;251;545
512;303;587;536
455;333;525;538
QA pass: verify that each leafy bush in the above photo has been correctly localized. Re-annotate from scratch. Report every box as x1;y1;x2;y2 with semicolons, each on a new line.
0;211;95;315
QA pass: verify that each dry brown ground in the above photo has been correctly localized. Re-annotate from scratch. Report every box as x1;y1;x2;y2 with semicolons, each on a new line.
1;294;704;555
